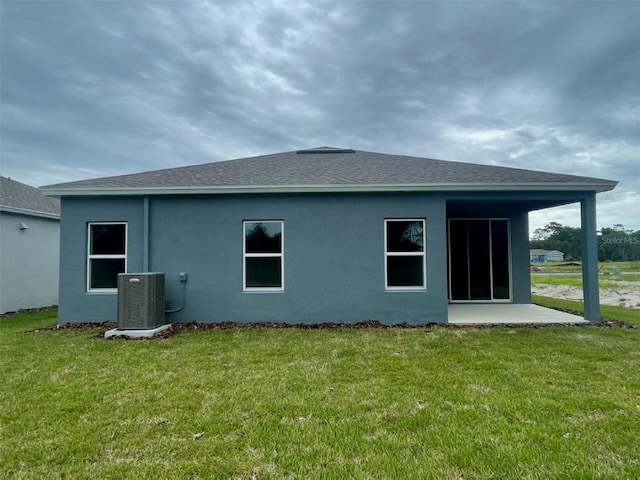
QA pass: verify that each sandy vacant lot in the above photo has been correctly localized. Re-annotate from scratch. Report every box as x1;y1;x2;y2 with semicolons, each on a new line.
532;281;640;309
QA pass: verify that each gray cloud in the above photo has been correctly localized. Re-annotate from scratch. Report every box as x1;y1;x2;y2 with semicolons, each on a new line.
1;0;638;232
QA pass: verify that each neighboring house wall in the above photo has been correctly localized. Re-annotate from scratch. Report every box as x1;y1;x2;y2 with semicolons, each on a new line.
57;192;534;325
0;211;60;313
530;249;547;263
545;250;565;261
529;249;565;262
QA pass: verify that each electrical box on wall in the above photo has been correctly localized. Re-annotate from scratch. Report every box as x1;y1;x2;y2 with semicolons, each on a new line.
117;273;165;329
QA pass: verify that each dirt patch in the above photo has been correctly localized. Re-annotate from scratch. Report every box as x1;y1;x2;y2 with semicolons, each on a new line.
532;282;640;309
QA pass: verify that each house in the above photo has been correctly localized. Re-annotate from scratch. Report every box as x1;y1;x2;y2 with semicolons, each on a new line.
530;249;565;263
1;176;61;313
544;250;565;262
41;147;616;325
530;249;547;263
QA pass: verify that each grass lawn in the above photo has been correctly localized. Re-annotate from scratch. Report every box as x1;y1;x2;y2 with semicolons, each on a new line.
532;295;640;327
2;308;640;479
531;261;640;274
531;275;640;289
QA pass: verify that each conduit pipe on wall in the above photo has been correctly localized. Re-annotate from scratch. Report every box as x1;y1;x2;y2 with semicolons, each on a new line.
165;278;187;314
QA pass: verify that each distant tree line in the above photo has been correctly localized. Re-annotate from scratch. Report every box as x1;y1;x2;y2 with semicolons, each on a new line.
598;225;640;262
530;222;640;262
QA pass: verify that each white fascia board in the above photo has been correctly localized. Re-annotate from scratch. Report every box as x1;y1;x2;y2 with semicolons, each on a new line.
40;181;617;197
0;205;60;219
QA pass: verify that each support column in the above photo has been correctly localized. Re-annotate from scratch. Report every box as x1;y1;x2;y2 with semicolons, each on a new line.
580;194;600;322
510;211;531;304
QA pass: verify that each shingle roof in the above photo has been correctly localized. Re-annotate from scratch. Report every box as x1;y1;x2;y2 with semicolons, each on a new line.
530;249;564;255
40;147;617;196
1;176;60;217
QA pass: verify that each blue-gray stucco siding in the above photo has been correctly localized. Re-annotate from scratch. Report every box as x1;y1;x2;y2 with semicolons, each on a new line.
57;192;535;325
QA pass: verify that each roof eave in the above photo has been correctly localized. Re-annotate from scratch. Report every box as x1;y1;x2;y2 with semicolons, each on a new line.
40;181;618;197
0;205;60;219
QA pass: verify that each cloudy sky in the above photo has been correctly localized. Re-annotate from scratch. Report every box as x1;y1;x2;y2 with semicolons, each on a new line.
1;1;638;234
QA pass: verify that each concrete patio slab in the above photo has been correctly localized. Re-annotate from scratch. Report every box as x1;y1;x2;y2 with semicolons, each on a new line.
448;304;589;325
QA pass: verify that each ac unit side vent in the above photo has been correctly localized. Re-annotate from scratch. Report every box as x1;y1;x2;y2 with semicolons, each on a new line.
117;273;166;329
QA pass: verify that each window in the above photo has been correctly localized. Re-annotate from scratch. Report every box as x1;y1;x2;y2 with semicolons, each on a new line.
385;219;426;289
243;221;283;291
87;222;127;292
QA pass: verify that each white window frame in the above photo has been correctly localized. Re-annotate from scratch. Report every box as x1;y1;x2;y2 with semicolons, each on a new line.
87;222;127;293
243;220;284;292
384;218;427;291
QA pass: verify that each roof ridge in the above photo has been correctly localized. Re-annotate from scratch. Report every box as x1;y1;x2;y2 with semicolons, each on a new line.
40;148;618;196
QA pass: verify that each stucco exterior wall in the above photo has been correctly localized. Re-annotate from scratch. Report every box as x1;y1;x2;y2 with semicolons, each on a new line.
57;193;449;324
55;192;558;325
0;211;60;313
57;197;145;323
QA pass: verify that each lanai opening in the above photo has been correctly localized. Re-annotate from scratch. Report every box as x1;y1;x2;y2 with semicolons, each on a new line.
446;193;601;322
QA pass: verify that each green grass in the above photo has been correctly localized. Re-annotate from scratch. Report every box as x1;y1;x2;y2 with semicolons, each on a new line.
600;274;640;283
531;261;640;274
533;294;640;327
2;308;640;479
531;261;583;273
531;275;640;289
531;275;584;287
601;261;640;272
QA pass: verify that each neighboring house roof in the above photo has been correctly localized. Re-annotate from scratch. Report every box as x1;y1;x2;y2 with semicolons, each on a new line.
41;147;618;197
0;176;60;219
529;249;565;256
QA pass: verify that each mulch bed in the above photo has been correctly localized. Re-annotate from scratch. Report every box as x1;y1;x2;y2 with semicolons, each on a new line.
20;315;635;340
7;303;635;338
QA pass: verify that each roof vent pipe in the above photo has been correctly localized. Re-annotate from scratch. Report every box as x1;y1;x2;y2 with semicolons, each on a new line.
296;148;356;154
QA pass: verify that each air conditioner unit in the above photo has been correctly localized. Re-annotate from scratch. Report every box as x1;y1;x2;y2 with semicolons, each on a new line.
117;273;165;329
